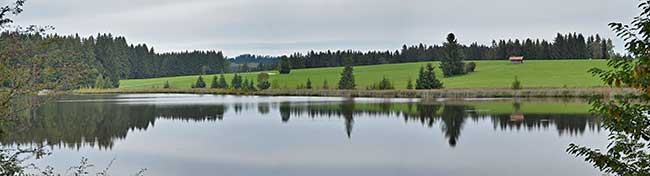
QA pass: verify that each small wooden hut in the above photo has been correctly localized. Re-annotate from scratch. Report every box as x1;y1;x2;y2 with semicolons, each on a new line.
509;56;524;64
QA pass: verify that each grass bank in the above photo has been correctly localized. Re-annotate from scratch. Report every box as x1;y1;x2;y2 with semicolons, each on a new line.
75;87;634;99
120;60;607;89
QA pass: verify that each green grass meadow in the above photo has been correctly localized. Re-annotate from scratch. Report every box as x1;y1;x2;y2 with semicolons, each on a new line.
119;60;608;89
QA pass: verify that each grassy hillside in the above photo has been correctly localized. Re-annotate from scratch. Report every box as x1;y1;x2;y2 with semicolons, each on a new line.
119;60;608;89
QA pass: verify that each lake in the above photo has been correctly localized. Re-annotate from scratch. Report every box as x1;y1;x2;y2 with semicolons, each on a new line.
5;94;607;175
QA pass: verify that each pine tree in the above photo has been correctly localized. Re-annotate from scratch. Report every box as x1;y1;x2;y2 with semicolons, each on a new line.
231;74;242;89
602;40;609;59
323;80;329;89
210;76;218;89
242;78;250;91
406;78;414;90
278;56;291;74
218;74;228;88
416;64;443;89
415;66;426;89
249;80;256;91
306;78;313;89
163;80;171;89
378;76;394;90
512;76;522;90
193;76;206;88
415;64;432;89
440;33;466;77
338;61;356;90
426;64;443;89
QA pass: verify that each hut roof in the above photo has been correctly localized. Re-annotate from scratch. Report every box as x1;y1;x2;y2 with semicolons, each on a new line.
509;56;524;61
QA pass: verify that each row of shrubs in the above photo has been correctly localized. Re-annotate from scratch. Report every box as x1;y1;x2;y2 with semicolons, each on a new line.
164;73;273;91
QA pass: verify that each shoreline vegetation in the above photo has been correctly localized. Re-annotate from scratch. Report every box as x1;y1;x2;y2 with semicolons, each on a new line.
74;87;634;99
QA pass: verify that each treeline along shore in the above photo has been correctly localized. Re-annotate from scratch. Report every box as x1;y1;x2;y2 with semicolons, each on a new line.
74;87;636;99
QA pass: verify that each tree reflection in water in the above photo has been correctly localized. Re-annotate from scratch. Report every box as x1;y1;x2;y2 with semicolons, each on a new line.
1;98;600;150
278;100;600;147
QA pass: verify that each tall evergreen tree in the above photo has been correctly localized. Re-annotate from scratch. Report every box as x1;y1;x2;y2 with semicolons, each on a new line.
192;76;206;88
602;40;609;59
338;60;356;90
231;74;243;89
163;80;171;89
440;33;466;77
242;78;250;91
323;80;329;89
218;74;228;88
210;76;218;89
378;76;394;90
415;66;427;89
416;64;443;89
278;56;291;74
248;80;256;91
306;78;313;89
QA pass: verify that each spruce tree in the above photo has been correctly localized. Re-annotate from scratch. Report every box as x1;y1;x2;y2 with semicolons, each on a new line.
440;33;465;77
415;66;426;89
248;80;256;91
602;40;609;59
163;80;171;89
322;80;329;89
306;78;313;89
278;56;291;74
218;74;228;88
378;77;394;90
416;64;443;89
242;78;249;91
194;76;206;88
338;62;356;90
406;78;414;90
210;76;218;89
232;74;242;89
426;64;443;89
512;76;522;90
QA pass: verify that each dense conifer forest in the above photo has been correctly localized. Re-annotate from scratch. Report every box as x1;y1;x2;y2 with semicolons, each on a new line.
0;32;615;88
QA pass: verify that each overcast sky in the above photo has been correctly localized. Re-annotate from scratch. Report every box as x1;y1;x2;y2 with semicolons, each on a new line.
11;0;639;57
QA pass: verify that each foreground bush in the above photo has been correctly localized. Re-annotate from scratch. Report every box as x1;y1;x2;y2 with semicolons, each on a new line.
367;77;395;90
512;76;522;90
466;62;477;72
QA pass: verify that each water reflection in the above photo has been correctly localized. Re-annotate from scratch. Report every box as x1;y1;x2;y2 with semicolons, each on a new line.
0;95;600;150
278;101;600;147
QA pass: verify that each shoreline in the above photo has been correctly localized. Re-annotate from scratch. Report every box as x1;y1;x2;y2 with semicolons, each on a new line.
72;87;635;99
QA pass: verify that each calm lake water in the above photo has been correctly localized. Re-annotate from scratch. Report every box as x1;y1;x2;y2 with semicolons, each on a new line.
6;94;607;175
